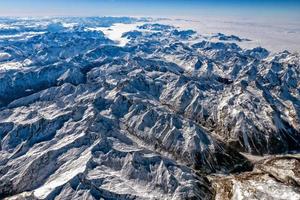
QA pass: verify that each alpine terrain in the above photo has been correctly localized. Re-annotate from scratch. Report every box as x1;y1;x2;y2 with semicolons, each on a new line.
0;17;299;200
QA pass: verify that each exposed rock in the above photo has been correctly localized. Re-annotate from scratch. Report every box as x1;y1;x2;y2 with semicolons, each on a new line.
210;155;300;200
0;17;299;199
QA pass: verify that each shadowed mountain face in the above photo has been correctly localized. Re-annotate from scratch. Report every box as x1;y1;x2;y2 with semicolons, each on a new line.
0;17;299;199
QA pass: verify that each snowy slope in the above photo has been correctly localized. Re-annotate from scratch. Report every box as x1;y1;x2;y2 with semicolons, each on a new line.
0;17;299;199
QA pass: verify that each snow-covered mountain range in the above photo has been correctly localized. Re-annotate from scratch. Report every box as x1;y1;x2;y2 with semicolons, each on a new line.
0;17;299;200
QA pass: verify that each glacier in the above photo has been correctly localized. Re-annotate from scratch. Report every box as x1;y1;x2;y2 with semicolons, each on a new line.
0;17;299;200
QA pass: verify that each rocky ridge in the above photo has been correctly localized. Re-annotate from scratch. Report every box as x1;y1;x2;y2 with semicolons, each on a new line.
0;17;299;199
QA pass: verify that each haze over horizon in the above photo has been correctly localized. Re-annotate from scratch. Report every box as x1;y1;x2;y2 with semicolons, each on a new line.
1;1;300;199
0;0;300;20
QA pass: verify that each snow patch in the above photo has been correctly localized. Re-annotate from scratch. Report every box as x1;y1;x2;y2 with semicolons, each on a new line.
0;52;11;61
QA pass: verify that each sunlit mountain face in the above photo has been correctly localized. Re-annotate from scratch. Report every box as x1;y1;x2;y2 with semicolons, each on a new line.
0;1;299;200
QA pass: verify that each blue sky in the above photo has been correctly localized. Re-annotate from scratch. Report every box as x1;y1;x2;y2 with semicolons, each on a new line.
0;0;299;19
